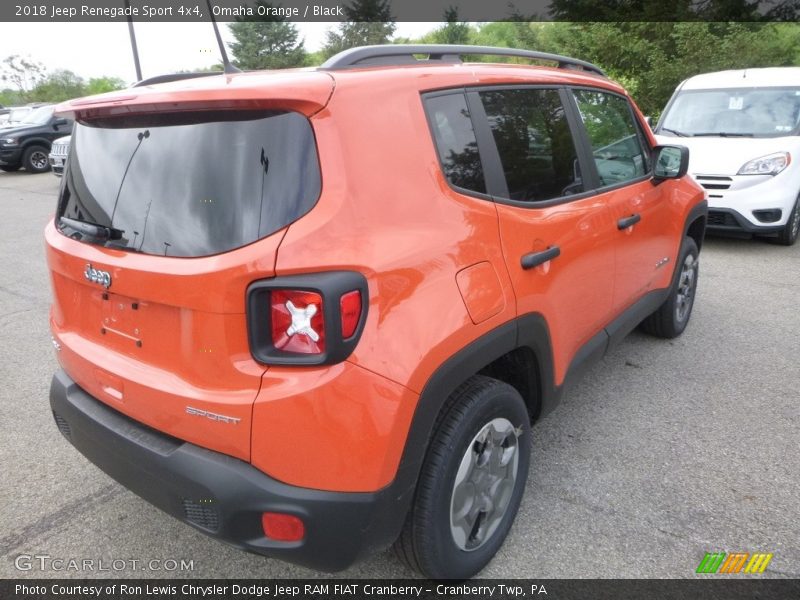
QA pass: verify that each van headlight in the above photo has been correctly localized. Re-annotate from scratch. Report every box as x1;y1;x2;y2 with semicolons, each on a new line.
1;137;18;145
737;152;790;176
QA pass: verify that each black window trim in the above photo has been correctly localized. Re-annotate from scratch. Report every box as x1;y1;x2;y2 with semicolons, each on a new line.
421;88;495;203
422;83;661;211
566;85;655;195
559;86;601;191
468;83;599;209
465;90;509;198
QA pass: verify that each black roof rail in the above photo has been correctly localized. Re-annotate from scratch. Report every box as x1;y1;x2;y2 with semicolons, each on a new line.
320;45;606;77
132;71;223;88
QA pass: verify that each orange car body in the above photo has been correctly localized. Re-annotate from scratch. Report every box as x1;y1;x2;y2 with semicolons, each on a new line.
47;52;706;571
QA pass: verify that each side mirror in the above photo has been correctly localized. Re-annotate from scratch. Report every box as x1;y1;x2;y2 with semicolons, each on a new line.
644;116;653;129
52;117;68;129
652;145;689;183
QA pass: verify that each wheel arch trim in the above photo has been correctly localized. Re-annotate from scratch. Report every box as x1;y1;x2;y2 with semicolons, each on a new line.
20;137;53;151
682;199;708;251
389;314;556;516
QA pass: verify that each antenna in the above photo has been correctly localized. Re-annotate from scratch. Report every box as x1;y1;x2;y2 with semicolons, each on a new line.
205;0;241;74
124;0;142;80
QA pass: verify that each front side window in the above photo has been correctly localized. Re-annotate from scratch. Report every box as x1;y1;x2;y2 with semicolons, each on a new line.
425;93;487;195
479;88;584;203
572;90;649;187
57;110;320;258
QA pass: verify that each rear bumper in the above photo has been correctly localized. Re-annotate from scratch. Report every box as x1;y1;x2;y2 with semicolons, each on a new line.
49;369;406;572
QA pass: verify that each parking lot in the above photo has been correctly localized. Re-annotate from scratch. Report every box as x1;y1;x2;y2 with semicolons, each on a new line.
0;171;798;579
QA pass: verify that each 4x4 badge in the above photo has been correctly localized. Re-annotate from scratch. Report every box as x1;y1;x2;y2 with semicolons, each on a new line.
84;264;111;288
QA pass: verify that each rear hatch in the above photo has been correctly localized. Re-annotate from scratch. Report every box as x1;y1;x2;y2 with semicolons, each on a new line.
46;72;332;461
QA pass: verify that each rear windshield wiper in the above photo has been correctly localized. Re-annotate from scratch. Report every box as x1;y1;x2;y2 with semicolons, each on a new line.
660;127;689;137
59;217;124;241
692;132;754;137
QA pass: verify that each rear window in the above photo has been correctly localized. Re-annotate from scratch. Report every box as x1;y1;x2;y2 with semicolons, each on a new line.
424;93;487;195
57;110;320;257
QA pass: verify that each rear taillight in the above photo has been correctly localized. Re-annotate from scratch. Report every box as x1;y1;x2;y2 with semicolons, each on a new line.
339;290;362;339
271;290;325;354
247;272;368;366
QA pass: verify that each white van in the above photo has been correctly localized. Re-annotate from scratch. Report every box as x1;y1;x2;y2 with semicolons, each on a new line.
655;67;800;245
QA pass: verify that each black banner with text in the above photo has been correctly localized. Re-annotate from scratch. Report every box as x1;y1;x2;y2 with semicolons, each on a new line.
2;0;800;23
3;579;800;600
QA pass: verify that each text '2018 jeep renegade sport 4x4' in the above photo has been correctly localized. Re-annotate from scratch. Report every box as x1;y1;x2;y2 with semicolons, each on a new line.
47;45;706;579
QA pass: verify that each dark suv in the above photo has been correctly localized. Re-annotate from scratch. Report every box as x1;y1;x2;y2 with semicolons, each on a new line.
0;105;73;173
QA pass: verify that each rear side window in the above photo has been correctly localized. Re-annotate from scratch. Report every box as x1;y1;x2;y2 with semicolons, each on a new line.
572;90;649;187
479;88;584;203
425;93;487;195
58;110;320;258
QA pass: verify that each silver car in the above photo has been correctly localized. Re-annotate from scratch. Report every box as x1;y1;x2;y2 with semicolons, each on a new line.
49;135;71;177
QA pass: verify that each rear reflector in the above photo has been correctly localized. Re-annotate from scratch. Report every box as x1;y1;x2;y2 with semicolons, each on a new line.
271;290;325;354
262;512;305;542
340;290;362;339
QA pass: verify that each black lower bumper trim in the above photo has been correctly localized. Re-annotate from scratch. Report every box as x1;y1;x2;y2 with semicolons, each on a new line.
49;370;406;572
0;149;22;164
707;208;783;234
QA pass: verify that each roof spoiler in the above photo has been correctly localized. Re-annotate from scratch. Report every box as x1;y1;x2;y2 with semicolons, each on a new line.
132;72;222;87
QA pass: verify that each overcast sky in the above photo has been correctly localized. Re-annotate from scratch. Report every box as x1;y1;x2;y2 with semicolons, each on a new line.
0;22;439;86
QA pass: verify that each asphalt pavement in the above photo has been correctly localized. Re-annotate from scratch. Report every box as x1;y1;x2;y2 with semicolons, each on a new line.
1;171;798;579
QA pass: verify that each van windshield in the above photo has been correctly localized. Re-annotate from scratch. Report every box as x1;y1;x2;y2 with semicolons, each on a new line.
57;110;320;257
659;87;800;137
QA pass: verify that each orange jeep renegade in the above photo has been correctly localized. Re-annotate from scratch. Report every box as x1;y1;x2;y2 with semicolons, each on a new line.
47;45;706;579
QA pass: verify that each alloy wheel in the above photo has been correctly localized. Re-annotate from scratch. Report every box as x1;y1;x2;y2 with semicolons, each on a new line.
675;253;698;324
450;417;520;551
30;151;48;170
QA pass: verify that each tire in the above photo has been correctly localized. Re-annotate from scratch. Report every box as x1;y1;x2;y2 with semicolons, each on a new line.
640;236;699;339
394;375;531;579
773;196;800;246
22;145;51;174
0;164;21;172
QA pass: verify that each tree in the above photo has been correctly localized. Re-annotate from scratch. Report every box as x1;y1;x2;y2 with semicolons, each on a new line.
30;70;85;103
1;55;45;98
472;22;531;49
549;0;701;21
86;77;126;95
322;0;396;59
0;69;127;104
537;22;800;116
432;7;471;45
228;1;306;69
350;18;800;117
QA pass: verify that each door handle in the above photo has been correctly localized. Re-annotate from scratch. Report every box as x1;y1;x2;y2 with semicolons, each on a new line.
617;213;641;230
521;246;560;270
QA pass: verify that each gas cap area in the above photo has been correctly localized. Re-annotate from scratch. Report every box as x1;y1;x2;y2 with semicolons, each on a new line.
456;262;505;325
